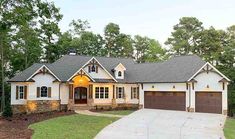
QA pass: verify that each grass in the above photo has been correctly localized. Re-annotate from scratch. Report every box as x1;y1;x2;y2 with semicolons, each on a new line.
29;114;119;139
224;118;235;139
99;110;136;115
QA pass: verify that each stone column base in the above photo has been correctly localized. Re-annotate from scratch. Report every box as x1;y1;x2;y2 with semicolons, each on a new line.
139;104;143;109
223;110;228;116
67;99;74;110
187;107;195;112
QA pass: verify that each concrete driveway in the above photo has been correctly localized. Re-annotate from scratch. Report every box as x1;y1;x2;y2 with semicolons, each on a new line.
95;109;226;139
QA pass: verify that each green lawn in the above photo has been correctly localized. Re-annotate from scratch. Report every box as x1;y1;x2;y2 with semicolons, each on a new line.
29;114;119;139
224;118;235;139
99;110;136;115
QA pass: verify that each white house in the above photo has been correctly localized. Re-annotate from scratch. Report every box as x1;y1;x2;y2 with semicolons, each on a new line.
8;55;230;115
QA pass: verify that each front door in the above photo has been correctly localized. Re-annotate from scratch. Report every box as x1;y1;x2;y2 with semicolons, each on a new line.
74;87;87;104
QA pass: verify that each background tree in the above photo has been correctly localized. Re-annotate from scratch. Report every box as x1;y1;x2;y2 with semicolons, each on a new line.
165;17;203;55
104;23;121;57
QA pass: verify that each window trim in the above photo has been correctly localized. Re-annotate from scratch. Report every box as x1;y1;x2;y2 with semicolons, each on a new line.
40;86;48;98
18;86;25;99
117;87;124;99
95;87;109;99
131;87;138;99
118;71;122;77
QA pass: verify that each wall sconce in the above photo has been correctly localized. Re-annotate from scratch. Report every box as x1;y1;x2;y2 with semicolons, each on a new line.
206;85;209;88
173;85;176;89
152;85;154;88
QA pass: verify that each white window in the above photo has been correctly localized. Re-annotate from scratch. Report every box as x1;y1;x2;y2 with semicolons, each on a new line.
19;86;24;99
117;87;124;99
95;87;109;99
41;86;48;97
131;87;138;99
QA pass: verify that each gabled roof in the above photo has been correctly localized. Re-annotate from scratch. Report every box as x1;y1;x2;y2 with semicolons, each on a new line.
9;54;220;83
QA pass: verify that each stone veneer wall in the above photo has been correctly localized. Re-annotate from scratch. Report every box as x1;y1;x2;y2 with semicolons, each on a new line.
12;105;27;114
26;100;61;113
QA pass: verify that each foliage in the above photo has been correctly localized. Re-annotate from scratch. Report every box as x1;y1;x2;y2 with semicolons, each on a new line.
2;91;12;117
29;114;119;139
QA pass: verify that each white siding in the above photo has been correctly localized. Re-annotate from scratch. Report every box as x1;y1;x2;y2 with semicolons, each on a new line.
193;71;227;110
115;84;139;104
83;65;112;79
60;83;69;104
29;73;60;100
11;82;28;105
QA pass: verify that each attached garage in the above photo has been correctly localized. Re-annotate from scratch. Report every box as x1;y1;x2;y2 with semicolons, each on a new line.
195;92;222;114
144;91;186;111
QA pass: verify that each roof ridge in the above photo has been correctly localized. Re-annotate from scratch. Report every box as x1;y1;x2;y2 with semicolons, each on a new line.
63;54;134;60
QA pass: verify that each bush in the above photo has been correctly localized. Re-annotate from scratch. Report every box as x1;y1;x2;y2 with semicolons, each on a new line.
2;100;12;118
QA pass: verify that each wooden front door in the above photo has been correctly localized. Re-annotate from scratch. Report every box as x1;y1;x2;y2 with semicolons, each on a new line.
195;92;222;114
144;91;186;111
74;87;87;104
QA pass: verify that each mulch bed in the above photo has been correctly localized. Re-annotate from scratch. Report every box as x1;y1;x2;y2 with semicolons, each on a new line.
0;111;76;139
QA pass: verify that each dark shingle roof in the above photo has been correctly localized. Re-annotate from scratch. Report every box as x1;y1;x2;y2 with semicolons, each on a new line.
8;55;206;83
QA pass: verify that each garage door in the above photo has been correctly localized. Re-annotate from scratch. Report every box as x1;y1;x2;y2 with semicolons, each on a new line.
144;91;186;111
195;92;222;114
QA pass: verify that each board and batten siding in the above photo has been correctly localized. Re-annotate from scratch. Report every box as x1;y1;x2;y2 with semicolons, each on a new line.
192;71;228;110
83;65;112;79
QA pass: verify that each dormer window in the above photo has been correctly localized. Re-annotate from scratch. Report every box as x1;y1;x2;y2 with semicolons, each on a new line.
91;65;96;72
118;71;122;77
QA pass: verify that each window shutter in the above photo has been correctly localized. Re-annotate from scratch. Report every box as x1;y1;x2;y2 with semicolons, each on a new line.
88;66;91;73
16;86;19;100
24;86;27;99
48;87;52;98
116;87;118;99
122;87;125;98
96;65;98;73
131;87;133;99
37;87;40;98
137;87;139;99
69;84;73;99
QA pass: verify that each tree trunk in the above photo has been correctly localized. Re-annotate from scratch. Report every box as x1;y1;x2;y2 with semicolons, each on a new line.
0;35;5;112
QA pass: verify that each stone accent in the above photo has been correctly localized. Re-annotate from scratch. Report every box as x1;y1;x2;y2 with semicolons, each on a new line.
87;99;94;106
60;104;68;111
26;100;60;113
67;99;74;110
93;103;139;111
187;107;195;112
223;110;228;115
12;105;27;114
139;104;143;109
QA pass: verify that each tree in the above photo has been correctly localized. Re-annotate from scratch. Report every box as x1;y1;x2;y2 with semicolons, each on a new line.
69;19;90;36
0;0;62;111
116;33;133;58
104;23;121;57
165;17;204;55
144;39;167;62
195;27;227;64
71;31;105;56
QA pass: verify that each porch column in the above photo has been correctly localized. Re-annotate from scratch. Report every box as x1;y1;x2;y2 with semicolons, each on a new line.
112;85;117;107
68;83;74;110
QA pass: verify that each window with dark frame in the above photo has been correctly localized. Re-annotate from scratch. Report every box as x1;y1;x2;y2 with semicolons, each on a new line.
117;87;124;98
19;86;24;99
132;87;138;99
95;87;109;99
118;71;122;77
100;87;104;98
95;87;99;98
41;86;48;97
105;87;109;98
91;65;96;72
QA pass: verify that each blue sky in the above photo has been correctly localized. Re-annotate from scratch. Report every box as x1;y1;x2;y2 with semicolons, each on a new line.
52;0;235;46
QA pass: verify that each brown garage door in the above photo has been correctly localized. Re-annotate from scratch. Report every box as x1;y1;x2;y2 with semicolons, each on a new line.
195;92;222;114
144;91;186;111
